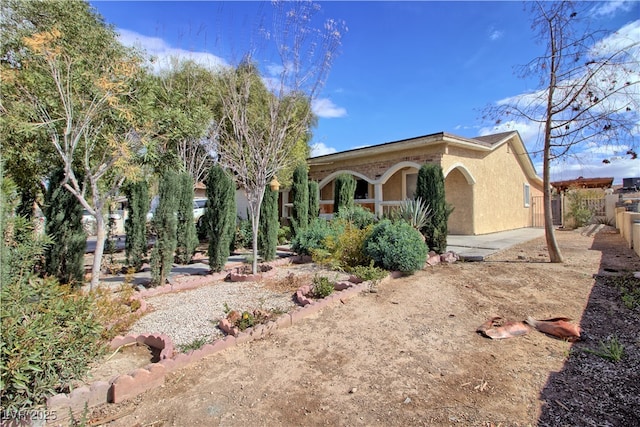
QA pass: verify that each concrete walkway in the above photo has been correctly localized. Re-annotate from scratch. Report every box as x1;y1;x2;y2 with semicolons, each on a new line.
446;227;546;261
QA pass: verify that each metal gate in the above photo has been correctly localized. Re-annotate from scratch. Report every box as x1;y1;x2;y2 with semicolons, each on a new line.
531;196;563;227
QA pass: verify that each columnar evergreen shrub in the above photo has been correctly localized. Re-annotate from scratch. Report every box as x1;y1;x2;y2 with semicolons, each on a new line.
44;168;86;286
333;174;356;214
259;186;279;261
363;219;427;274
204;165;236;272
150;171;179;285
290;164;309;238
308;180;320;222
124;180;149;271
415;163;450;253
175;173;198;264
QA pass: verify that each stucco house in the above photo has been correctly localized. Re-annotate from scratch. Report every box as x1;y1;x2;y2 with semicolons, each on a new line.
291;130;544;235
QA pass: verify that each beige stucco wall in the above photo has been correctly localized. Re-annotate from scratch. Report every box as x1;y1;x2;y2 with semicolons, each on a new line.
442;137;543;234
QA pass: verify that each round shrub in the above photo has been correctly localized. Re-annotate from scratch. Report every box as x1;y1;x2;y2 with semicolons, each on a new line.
291;218;342;256
363;219;428;274
334;205;377;229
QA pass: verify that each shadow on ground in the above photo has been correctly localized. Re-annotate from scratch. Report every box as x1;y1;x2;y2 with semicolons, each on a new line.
537;229;640;426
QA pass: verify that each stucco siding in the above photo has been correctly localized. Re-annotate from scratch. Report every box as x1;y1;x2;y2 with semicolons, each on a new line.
443;139;535;234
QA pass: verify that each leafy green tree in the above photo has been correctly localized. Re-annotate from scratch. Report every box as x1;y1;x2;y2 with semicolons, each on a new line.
259;186;279;262
124;180;149;271
1;0;153;289
308;180;320;223
43;168;86;286
416;163;450;254
150;171;179;286
175;172;198;264
290;164;309;239
149;59;220;185
204;165;236;272
333;174;356;214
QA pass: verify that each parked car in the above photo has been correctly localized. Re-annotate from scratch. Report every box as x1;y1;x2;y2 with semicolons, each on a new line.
82;209;124;236
147;197;207;225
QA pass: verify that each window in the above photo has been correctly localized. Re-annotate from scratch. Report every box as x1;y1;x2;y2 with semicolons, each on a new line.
355;179;369;199
405;173;417;199
523;183;530;208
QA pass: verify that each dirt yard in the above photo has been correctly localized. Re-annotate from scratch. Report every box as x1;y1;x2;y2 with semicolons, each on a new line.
88;227;640;426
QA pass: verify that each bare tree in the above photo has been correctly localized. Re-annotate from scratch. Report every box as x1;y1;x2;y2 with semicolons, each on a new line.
215;1;346;274
486;1;639;262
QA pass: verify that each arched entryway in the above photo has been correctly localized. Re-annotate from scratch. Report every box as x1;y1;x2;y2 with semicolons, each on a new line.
444;164;475;235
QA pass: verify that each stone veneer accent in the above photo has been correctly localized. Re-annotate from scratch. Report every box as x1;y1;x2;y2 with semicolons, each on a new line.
45;256;375;421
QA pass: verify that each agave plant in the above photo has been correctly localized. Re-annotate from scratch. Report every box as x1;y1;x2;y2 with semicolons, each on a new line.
391;197;432;231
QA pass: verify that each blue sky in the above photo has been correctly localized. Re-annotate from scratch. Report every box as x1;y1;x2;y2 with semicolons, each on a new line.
90;1;639;184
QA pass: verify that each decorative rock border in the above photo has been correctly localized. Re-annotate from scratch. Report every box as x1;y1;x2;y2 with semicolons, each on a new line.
294;280;355;306
47;256;370;419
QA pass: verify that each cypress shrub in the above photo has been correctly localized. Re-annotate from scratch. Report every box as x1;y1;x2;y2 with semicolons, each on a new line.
308;180;319;223
333;174;356;214
363;219;427;274
150;171;179;286
44;167;86;286
204;165;236;272
124;180;149;271
259;186;279;261
415;163;450;254
290;164;309;238
175;173;198;264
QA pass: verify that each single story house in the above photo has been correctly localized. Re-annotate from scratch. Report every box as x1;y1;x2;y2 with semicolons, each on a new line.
289;130;544;235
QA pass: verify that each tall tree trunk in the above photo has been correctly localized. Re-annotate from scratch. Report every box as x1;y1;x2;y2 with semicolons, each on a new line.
543;146;563;263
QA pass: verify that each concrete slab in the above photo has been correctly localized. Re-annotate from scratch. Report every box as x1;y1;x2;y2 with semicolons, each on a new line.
447;228;545;261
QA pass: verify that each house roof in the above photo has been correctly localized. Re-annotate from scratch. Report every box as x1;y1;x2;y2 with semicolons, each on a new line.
552;176;614;192
308;130;543;186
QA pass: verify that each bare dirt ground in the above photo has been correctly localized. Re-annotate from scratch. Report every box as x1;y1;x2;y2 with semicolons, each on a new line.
88;227;640;427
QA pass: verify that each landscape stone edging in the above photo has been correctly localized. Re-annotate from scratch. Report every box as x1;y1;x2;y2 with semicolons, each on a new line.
47;256;372;418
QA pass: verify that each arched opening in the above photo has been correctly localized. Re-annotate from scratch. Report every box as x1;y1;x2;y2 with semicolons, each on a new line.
445;167;474;234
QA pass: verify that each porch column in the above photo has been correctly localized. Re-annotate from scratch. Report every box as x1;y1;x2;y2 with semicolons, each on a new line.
374;183;383;217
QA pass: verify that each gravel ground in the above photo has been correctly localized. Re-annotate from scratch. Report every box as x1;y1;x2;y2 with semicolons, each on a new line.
128;263;348;348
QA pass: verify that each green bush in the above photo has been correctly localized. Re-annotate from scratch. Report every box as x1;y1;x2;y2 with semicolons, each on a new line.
278;225;291;245
333;174;356;214
364;219;428;274
290;164;309;239
334;205;377;229
312;275;334;298
258;186;279;261
0;277;104;412
349;262;388;283
204;165;237;271
565;190;594;228
233;219;253;250
312;222;372;270
291;218;342;256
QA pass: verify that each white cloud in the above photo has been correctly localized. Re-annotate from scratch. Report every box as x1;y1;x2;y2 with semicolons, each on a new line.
310;142;337;157
591;0;635;17
117;29;228;73
489;29;504;41
312;98;347;118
